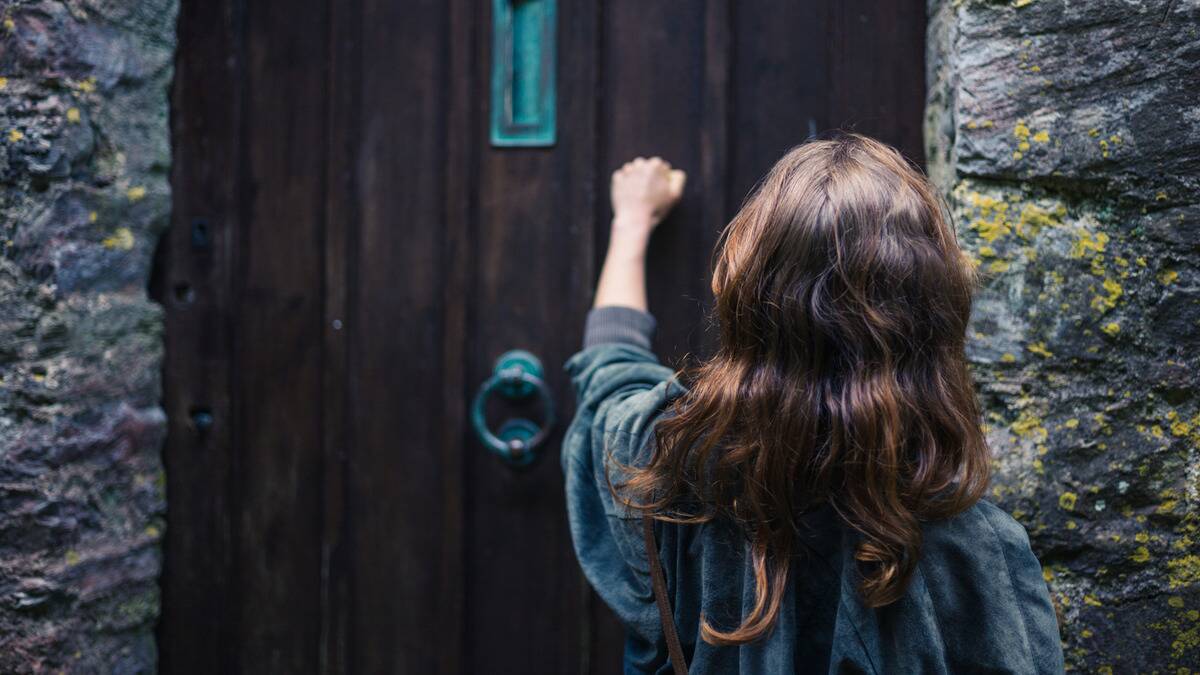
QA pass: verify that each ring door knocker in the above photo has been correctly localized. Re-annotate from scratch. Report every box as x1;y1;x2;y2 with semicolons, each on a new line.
471;350;555;466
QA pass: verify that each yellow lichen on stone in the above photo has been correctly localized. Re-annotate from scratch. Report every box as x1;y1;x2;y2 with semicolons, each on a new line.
1158;269;1178;285
1102;322;1120;336
1170;417;1191;437
1172;623;1200;660
1012;409;1048;440
1132;546;1151;563
8;129;23;142
1001;352;1017;363
1027;341;1054;358
1090;277;1122;312
1013;121;1033;158
1071;227;1109;258
1032;130;1050;143
101;227;135;250
988;259;1011;273
968;197;1011;243
66;107;81;123
1168;556;1200;589
1060;492;1078;510
127;186;147;201
1016;203;1065;239
0;77;7;90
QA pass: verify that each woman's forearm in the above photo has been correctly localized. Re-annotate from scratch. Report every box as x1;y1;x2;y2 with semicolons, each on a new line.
593;220;651;311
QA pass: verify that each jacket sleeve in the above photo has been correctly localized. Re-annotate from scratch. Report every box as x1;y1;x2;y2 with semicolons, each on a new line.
561;306;687;650
978;501;1066;674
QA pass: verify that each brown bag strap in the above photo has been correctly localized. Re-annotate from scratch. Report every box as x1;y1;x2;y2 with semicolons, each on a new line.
641;515;689;674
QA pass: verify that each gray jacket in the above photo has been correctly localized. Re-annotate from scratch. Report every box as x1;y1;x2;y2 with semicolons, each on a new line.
562;306;1065;674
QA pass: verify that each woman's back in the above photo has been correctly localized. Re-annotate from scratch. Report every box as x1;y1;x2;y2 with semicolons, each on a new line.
564;321;1063;674
564;137;1065;673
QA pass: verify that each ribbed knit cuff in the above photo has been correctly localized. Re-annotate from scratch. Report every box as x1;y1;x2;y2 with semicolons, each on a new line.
583;306;657;350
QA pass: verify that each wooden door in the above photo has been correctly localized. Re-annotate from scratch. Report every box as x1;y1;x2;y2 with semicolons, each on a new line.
156;1;925;672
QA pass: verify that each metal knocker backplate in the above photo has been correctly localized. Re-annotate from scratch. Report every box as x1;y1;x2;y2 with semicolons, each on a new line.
471;350;555;466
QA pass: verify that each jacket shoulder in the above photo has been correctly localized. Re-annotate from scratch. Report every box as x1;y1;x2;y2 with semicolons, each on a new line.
921;498;1033;555
911;498;1064;673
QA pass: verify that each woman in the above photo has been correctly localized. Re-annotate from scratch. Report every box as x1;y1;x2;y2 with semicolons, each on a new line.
562;134;1064;674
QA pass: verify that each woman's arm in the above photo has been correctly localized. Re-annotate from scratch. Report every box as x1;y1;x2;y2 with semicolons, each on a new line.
593;157;686;311
559;156;687;656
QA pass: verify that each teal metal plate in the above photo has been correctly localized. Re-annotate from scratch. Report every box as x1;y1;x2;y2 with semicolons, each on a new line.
490;0;557;147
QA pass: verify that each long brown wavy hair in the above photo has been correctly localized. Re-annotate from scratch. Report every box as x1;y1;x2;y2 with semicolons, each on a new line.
616;133;991;645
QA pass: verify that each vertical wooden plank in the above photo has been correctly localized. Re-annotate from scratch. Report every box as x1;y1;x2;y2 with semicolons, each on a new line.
338;0;454;671
729;0;831;209
462;0;598;672
598;0;726;366
827;0;928;164
439;0;477;671
233;0;329;669
697;0;732;364
158;0;243;671
319;0;360;670
730;0;926;212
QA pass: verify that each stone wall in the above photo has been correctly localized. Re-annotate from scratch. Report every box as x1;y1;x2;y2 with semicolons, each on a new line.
927;0;1199;671
0;0;175;672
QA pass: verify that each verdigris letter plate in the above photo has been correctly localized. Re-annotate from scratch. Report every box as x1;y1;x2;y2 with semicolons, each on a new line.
490;0;556;147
